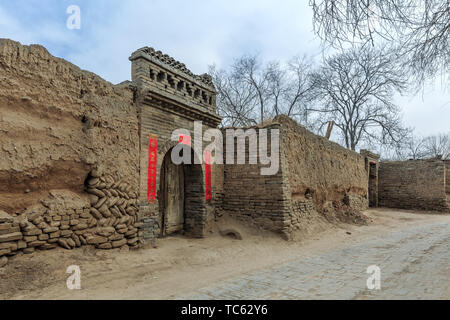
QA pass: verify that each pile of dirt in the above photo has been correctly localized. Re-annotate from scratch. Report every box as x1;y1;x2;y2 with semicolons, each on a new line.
322;201;370;225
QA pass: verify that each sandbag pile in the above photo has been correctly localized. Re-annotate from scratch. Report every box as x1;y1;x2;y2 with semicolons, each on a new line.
0;178;142;267
84;173;141;249
86;174;138;222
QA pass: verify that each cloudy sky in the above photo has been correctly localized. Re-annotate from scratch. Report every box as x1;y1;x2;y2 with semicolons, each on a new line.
0;0;448;136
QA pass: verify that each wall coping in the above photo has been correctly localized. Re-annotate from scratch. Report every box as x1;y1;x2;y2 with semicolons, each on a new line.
129;47;215;92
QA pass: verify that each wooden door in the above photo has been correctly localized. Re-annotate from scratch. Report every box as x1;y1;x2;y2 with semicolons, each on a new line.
161;155;184;236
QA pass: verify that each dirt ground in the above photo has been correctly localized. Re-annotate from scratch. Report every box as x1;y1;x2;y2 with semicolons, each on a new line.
0;208;449;300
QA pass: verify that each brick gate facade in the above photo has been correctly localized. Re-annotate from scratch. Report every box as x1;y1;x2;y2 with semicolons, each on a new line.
129;47;221;240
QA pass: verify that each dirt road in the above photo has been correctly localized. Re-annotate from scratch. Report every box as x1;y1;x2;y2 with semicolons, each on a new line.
1;208;449;299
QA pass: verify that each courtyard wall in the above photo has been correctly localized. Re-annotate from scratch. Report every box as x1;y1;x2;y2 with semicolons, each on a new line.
220;116;372;239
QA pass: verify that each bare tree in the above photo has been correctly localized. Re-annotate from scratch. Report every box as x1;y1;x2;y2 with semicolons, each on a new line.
390;133;429;160
210;54;316;126
389;132;450;160
403;135;429;159
209;65;258;127
310;45;410;151
266;56;316;119
310;0;450;83
233;55;270;124
423;133;450;159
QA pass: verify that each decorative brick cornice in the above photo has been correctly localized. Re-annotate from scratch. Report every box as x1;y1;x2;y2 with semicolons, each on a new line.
141;89;222;127
130;47;215;90
130;46;219;118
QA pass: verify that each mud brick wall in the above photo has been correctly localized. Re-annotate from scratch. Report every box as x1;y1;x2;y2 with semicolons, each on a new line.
0;189;140;264
378;160;449;212
221;116;370;239
290;198;320;232
0;39;141;262
221;123;291;239
343;194;368;211
279;116;370;236
279;115;369;210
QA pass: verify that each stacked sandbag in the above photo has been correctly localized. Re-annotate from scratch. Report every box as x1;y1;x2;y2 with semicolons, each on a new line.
0;210;23;267
85;174;141;249
0;180;142;263
21;186;141;252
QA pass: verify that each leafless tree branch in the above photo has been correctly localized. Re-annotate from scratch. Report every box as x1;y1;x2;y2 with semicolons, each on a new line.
310;0;450;85
309;45;410;150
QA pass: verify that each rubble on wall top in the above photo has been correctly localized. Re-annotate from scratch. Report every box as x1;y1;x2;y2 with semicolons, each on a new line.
360;149;380;160
132;46;214;88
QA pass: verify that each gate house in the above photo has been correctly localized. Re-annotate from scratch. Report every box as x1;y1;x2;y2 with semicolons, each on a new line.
129;47;222;239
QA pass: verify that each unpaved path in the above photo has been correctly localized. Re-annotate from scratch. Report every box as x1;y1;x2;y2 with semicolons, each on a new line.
177;219;450;299
1;208;449;299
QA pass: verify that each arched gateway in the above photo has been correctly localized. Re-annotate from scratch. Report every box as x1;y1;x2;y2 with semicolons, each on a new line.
130;46;221;240
159;147;205;237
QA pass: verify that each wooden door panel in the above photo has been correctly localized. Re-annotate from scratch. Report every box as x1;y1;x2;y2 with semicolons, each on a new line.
164;159;184;235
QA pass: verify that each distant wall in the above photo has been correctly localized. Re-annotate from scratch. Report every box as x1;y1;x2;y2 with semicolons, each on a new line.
378;160;449;212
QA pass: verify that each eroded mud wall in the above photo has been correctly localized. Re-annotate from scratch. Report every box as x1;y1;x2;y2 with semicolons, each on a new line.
0;39;141;259
221;116;370;239
279;116;369;234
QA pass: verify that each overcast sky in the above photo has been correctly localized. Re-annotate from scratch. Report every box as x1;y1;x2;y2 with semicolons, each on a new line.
0;0;448;136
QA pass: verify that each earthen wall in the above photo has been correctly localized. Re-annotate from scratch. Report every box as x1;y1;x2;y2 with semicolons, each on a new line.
378;160;449;211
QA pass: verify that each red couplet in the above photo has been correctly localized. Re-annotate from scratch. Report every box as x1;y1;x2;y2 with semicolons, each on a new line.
178;134;192;146
147;135;158;203
204;150;212;202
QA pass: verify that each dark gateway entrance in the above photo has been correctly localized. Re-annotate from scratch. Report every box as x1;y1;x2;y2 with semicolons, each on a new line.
369;162;378;207
159;148;206;237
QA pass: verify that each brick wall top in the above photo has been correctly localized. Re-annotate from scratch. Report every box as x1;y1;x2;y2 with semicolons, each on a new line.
360;149;380;161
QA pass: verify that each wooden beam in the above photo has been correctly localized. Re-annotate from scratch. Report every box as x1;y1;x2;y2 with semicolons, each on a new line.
325;121;335;140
